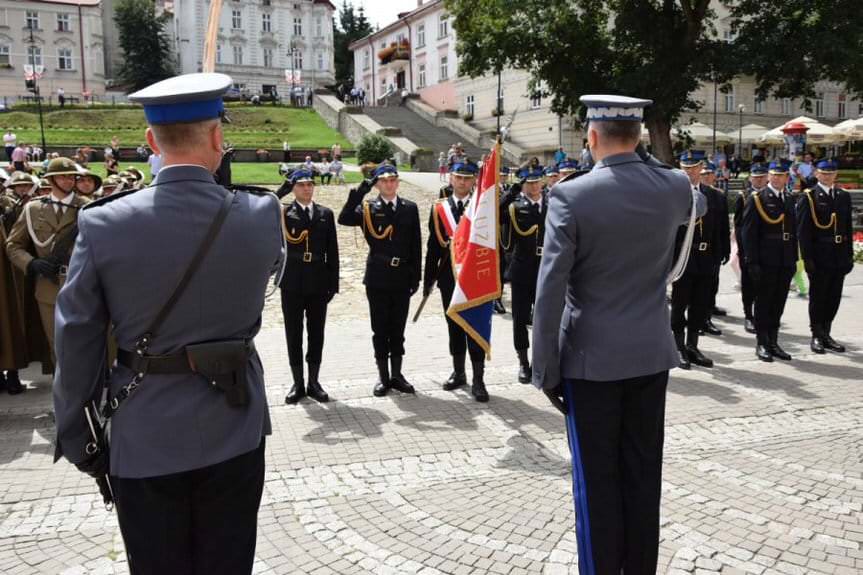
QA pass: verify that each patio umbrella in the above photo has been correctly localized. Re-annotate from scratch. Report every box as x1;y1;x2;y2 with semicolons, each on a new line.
760;116;841;145
673;122;733;145
733;124;769;144
833;117;863;141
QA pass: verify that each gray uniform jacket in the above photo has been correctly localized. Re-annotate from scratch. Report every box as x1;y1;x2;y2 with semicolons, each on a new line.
531;152;706;388
53;165;285;479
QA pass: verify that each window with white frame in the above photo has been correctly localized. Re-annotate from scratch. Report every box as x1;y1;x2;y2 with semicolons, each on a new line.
417;63;426;88
263;48;273;67
316;16;322;37
0;45;10;66
233;44;243;65
465;94;475;117
57;48;73;70
438;14;449;38
292;50;302;69
723;86;735;112
838;95;847;119
317;52;324;70
261;13;271;32
27;45;41;66
26;11;39;30
363;49;369;70
417;23;425;47
293;17;302;36
781;97;792;115
232;9;242;29
56;13;70;32
815;93;824;117
754;97;764;114
530;90;542;110
439;55;448;81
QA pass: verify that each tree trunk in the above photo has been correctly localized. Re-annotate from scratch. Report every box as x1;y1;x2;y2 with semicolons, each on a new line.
645;115;674;165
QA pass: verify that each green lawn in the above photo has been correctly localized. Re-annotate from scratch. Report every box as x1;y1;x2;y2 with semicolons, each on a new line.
85;162;362;186
1;106;352;150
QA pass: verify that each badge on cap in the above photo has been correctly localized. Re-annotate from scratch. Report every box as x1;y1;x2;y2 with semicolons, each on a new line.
580;94;653;121
679;150;705;168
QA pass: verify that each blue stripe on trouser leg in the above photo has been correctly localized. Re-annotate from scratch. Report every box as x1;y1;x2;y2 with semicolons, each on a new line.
563;380;596;575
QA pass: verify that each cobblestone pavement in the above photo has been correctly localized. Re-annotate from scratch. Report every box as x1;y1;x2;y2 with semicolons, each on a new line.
1;177;862;574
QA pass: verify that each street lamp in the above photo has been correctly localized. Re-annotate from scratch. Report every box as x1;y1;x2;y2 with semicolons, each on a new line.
737;104;745;159
25;25;47;153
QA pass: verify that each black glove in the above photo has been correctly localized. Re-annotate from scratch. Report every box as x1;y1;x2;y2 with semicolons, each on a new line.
357;177;374;196
325;291;336;304
27;257;60;280
509;182;523;198
422;284;433;298
543;385;567;415
804;259;817;276
276;179;294;199
75;449;109;479
747;263;761;282
409;284;419;296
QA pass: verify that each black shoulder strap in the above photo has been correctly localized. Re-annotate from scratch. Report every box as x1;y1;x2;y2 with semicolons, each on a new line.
136;190;234;353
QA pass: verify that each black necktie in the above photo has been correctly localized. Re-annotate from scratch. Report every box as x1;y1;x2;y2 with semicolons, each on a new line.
389;202;396;215
304;206;311;219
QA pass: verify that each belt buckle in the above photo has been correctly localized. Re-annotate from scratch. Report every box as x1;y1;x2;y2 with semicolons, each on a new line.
782;232;790;241
303;252;313;263
536;247;543;256
835;235;843;244
698;242;708;252
390;257;400;267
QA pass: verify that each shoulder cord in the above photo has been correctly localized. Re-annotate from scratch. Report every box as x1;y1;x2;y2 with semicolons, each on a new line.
363;200;394;240
432;202;449;248
752;191;786;237
803;190;837;232
283;210;311;252
508;202;539;237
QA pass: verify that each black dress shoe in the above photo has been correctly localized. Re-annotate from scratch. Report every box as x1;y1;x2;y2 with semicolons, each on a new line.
703;320;722;336
5;371;24;395
712;306;728;317
307;380;329;403
810;336;826;354
389;376;416;394
822;334;846;353
373;381;390;397
677;349;691;370
493;299;507;315
285;383;305;404
769;343;792;361
443;371;467;391
516;349;531;383
756;344;773;362
471;380;489;403
686;346;714;368
373;359;390;397
744;318;756;334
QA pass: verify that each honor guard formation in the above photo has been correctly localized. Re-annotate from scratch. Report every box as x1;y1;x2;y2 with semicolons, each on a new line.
0;71;857;575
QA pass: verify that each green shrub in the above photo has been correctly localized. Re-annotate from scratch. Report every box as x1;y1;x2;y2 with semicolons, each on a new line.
356;133;394;164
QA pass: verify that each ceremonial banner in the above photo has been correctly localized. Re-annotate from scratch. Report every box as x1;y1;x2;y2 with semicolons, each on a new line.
446;144;502;358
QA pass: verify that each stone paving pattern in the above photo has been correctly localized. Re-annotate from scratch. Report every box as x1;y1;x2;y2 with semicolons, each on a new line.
1;174;861;574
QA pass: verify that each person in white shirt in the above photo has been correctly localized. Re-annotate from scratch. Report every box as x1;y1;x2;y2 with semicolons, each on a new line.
147;152;162;178
4;130;16;161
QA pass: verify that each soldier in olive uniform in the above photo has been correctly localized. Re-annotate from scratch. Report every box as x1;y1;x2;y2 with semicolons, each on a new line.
279;169;339;403
741;160;798;362
733;165;767;333
5;157;89;353
502;166;546;383
423;161;488;402
699;161;731;334
338;164;422;397
74;167;102;198
797;160;854;353
0;172;41;393
670;152;726;369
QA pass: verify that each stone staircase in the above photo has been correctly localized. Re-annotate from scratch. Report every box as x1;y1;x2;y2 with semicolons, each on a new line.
362;106;487;162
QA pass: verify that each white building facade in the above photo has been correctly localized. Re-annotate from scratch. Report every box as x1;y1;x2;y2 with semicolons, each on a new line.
170;0;335;95
0;0;106;101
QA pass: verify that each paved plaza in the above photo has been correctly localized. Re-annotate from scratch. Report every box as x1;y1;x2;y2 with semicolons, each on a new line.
1;176;862;574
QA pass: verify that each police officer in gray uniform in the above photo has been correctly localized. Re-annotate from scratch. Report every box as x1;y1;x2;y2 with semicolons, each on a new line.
52;73;285;575
532;95;706;574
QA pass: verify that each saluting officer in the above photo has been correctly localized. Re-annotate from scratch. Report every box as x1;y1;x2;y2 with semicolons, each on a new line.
741;160;798;362
0;172;41;394
280;168;339;403
699;161;731;334
338;164;422;397
544;164;561;189
5;157;89;354
502;165;546;383
53;73;285;575
733;164;767;333
423;160;489;402
670;151;725;369
797;159;854;353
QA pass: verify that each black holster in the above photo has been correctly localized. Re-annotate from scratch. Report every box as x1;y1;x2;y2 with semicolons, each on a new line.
186;339;253;407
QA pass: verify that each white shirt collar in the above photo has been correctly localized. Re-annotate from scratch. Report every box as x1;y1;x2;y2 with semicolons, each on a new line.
296;199;314;209
381;195;398;206
817;182;833;195
767;184;784;198
51;192;74;206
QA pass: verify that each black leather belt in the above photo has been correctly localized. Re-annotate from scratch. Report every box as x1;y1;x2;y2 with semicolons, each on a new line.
371;253;408;267
287;251;326;263
816;235;845;244
764;233;792;241
117;341;255;374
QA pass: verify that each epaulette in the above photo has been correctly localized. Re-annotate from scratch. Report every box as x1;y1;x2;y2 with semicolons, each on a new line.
82;189;137;210
229;184;273;195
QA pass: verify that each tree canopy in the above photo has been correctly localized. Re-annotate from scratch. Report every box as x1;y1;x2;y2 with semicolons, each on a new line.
333;1;374;90
115;0;176;92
